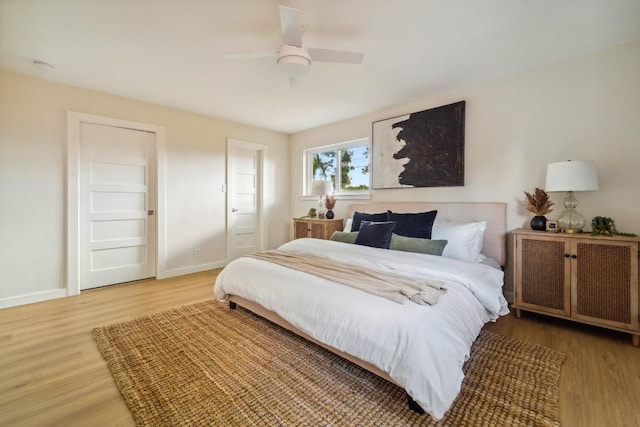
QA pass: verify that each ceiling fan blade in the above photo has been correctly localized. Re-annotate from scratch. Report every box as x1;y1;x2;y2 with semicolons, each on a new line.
279;5;303;47
223;50;278;59
308;48;364;64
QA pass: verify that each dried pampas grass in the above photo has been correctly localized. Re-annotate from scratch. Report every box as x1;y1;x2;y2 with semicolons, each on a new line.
524;187;554;215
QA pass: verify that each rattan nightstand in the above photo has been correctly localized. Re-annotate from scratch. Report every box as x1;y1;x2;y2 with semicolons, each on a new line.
512;228;640;346
293;218;344;240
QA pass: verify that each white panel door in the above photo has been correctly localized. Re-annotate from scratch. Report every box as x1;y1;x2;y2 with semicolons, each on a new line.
227;140;264;260
79;123;156;289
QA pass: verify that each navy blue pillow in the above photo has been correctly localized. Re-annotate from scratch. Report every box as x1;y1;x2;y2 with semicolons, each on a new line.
354;221;397;249
387;210;438;239
351;211;388;231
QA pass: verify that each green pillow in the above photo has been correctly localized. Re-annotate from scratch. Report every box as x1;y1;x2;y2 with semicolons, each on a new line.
389;234;447;256
329;231;359;244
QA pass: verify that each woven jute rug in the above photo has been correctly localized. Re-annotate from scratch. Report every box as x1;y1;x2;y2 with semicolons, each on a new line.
94;300;565;426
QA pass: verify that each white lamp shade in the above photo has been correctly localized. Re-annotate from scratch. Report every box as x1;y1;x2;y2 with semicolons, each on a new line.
545;160;599;192
311;180;332;196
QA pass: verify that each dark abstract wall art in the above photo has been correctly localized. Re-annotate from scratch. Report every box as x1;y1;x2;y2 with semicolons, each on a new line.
371;101;465;189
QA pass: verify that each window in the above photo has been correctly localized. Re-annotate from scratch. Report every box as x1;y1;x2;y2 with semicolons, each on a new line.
304;138;370;196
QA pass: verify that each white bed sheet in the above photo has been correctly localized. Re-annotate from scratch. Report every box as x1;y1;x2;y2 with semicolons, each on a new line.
214;238;509;419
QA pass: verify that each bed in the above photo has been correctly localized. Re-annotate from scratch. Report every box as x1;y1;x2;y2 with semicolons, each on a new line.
214;202;509;420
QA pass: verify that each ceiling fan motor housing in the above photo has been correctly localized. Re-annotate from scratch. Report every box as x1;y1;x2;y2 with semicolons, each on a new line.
277;45;311;76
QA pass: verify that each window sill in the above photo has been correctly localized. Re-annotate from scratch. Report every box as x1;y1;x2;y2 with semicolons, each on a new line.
300;193;371;201
334;193;371;201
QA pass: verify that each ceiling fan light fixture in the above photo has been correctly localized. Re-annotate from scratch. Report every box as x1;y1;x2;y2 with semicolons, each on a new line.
277;45;311;76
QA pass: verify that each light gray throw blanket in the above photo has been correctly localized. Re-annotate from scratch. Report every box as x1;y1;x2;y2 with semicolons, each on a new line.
247;250;447;305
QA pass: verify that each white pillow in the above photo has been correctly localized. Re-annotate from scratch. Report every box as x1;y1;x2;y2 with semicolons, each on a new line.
432;221;487;262
343;218;353;232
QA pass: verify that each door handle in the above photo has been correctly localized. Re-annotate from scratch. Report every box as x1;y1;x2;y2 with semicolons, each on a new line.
148;210;155;216
232;208;238;212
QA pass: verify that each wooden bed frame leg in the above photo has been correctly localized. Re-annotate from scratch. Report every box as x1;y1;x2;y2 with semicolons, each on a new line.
406;393;425;415
229;301;236;310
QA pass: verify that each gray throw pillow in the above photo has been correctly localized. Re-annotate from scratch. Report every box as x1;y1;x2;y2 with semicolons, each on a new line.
329;231;359;244
389;234;448;256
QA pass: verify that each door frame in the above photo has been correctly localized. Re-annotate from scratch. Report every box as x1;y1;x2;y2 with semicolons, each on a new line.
67;112;167;295
226;138;267;260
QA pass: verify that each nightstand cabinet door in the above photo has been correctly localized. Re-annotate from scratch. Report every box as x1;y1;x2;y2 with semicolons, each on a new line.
516;235;571;317
292;218;344;240
573;240;639;330
294;221;309;239
309;222;327;239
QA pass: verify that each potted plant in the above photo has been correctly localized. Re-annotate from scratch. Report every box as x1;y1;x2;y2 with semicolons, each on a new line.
523;187;554;231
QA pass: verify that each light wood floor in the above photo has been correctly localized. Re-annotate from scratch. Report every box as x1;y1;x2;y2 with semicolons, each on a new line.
1;270;639;426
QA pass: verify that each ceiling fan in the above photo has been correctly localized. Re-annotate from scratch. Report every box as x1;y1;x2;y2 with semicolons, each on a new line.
225;5;364;87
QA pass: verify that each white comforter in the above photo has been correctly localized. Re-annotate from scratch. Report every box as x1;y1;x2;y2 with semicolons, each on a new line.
214;238;509;419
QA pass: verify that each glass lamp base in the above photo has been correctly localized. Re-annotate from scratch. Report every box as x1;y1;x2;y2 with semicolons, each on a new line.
558;191;586;233
558;211;586;233
558;194;587;233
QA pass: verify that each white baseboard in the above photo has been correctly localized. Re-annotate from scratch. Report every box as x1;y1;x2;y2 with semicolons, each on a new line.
158;260;228;279
0;261;228;309
0;288;68;309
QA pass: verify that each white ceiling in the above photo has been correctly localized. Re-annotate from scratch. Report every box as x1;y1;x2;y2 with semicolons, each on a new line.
1;0;639;134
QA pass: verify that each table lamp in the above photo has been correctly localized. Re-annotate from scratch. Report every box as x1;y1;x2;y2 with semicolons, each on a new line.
545;160;599;233
311;180;333;216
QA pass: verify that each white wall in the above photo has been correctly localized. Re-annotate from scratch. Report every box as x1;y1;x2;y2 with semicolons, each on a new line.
2;40;638;307
290;40;640;296
0;71;290;307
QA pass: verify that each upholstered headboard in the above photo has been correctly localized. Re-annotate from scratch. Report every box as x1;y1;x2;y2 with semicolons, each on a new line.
346;202;507;266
